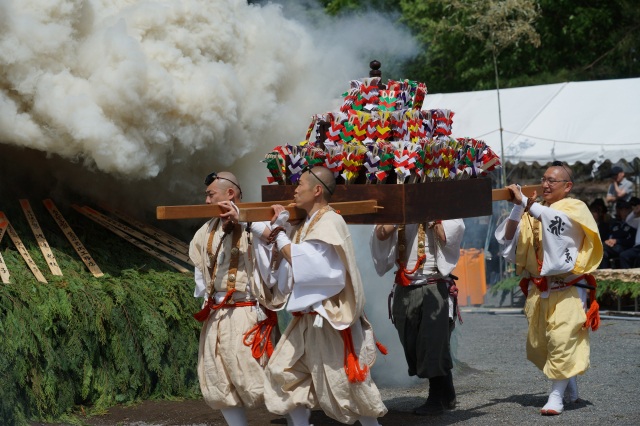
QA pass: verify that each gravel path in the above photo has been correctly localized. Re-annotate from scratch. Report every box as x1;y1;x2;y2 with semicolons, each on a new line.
50;310;639;426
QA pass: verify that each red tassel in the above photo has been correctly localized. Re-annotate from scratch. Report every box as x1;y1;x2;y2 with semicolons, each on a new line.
193;304;211;322
376;341;388;355
394;255;426;287
519;278;529;297
394;267;411;286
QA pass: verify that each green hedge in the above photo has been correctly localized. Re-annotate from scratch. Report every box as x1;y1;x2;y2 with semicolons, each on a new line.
491;275;640;299
0;206;201;425
0;268;201;425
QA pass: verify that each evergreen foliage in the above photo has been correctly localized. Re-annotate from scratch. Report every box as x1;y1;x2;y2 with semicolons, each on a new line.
0;201;201;425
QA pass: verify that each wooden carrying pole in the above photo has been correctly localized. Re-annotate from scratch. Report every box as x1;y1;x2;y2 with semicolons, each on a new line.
157;200;381;221
491;184;542;202
156;183;542;224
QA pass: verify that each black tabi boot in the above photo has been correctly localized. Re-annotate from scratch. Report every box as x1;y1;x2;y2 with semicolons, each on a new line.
414;377;444;416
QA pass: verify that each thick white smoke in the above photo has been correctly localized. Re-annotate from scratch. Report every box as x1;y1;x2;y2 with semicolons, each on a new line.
0;0;421;386
0;0;416;181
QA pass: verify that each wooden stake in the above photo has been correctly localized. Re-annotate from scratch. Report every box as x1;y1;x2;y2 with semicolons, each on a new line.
19;199;63;276
80;206;193;266
0;217;10;283
0;212;47;283
156;199;380;221
43;199;104;278
72;206;190;274
99;205;189;254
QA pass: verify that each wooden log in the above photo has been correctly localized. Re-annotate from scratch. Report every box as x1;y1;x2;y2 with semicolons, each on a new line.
156;200;380;222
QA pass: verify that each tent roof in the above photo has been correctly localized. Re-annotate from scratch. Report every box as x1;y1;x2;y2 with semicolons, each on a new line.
423;78;640;165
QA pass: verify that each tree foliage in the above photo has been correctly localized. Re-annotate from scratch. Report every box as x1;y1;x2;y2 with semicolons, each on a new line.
321;0;640;92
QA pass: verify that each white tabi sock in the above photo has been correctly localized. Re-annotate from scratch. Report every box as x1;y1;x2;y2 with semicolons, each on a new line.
541;378;569;415
287;406;311;426
358;416;382;426
220;407;248;426
564;376;579;403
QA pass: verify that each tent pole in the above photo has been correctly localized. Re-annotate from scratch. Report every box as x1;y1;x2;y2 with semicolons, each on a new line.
492;48;509;283
493;49;506;190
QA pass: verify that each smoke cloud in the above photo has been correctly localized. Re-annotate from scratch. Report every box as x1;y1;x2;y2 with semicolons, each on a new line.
1;0;422;386
1;0;416;179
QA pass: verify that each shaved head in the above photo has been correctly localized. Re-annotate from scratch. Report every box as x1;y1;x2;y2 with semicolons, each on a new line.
215;171;241;192
204;170;243;203
307;166;335;201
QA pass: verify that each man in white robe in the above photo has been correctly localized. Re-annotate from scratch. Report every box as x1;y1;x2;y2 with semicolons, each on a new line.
189;171;277;426
494;162;603;416
260;166;387;426
370;219;464;416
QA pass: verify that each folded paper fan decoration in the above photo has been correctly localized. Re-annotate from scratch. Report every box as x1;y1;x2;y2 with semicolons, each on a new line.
263;62;501;185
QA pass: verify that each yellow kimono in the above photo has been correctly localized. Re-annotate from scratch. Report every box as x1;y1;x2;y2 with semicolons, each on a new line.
515;198;603;379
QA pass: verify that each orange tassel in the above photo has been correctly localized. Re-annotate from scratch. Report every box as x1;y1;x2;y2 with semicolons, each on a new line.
243;309;278;359
341;328;369;383
376;341;388;355
583;274;600;331
584;299;600;331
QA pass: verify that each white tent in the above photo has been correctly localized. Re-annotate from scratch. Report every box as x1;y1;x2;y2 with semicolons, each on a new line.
423;78;640;166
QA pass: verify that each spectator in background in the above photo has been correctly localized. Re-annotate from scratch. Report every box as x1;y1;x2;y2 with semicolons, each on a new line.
605;166;633;212
589;199;610;241
600;200;636;269
619;197;640;269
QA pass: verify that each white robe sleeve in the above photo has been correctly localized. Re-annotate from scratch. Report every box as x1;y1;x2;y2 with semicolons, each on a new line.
369;226;398;277
286;240;346;312
436;220;465;276
529;203;583;276
494;217;520;263
193;267;206;298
